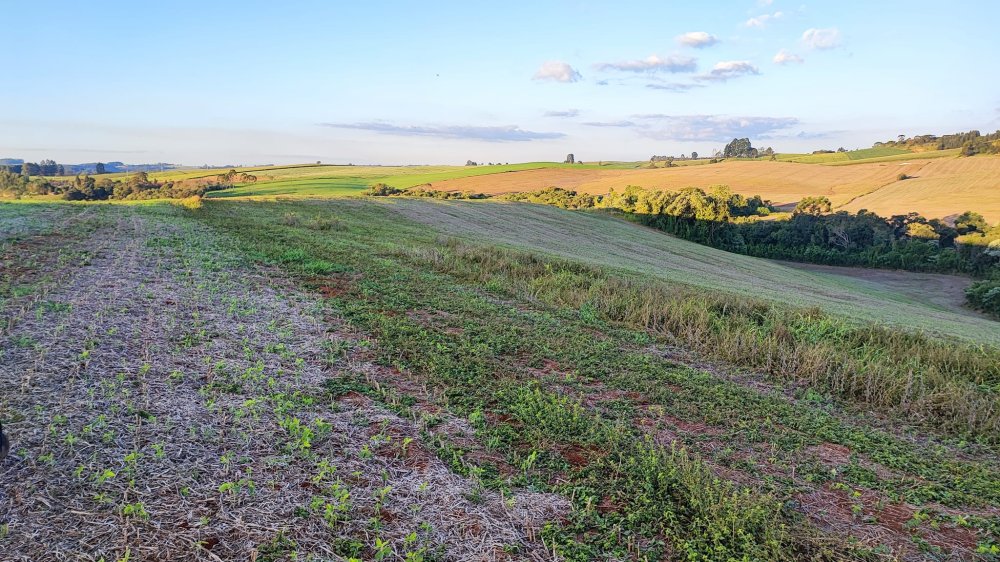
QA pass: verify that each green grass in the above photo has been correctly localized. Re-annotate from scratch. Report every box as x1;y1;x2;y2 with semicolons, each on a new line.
199;162;636;199
383;199;998;343
776;148;960;166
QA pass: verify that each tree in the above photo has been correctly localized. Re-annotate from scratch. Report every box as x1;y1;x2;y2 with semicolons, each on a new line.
723;138;757;158
691;151;698;159
95;162;106;174
906;222;939;240
564;153;575;164
793;196;832;216
955;211;989;235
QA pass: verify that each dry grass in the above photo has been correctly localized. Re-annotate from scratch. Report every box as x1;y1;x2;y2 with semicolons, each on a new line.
0;205;565;561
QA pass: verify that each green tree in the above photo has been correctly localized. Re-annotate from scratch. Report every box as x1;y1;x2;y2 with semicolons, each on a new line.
793;196;832;216
955;211;989;235
95;162;106;174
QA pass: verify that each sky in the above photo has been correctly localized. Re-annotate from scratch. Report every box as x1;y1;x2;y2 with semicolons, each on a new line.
2;0;999;166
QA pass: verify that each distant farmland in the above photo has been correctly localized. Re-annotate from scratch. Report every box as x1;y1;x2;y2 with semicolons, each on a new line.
121;151;1000;223
425;154;1000;222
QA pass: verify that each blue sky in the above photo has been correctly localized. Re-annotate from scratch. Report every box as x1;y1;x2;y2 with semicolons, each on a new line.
2;0;999;165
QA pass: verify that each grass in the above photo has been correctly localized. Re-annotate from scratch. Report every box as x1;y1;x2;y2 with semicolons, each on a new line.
5;199;1000;560
190;198;1000;559
775;147;913;163
384;198;999;343
207;162;635;199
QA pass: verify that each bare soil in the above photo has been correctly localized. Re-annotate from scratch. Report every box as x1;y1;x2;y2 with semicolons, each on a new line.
0;206;566;561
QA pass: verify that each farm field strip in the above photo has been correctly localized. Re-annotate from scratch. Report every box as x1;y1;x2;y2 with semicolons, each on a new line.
0;205;562;561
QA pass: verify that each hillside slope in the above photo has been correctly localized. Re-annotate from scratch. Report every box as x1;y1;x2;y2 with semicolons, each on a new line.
383;198;999;343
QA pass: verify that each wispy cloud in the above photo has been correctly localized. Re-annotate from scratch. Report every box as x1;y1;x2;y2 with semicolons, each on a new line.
745;11;783;27
630;114;798;141
758;0;773;5
645;83;704;92
595;55;697;73
544;109;580;118
760;130;845;140
695;61;760;82
582;120;638;128
319;122;565;142
773;50;804;65
676;32;719;48
802;28;842;49
533;61;582;83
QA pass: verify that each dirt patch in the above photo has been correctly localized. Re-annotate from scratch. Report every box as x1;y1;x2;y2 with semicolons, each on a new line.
805;442;853;466
0;206;567;561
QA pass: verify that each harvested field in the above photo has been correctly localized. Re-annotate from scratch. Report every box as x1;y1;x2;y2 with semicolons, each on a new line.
841;155;1000;222
425;156;1000;222
0;205;565;561
425;160;926;206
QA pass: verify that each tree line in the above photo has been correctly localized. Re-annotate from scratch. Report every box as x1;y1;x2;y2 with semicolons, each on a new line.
0;168;250;201
876;129;1000;156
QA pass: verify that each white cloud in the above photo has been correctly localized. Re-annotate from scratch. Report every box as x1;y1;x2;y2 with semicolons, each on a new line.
773;50;804;65
801;28;842;49
758;0;773;5
595;54;697;73
582;120;638;128
319;122;565;142
543;109;580;118
745;11;783;27
630;114;799;142
696;60;760;82
646;82;704;92
532;61;582;83
676;31;719;48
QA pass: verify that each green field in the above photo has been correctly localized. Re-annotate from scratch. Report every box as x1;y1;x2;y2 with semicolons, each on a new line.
384;198;997;342
777;146;912;163
197;162;634;199
775;147;962;165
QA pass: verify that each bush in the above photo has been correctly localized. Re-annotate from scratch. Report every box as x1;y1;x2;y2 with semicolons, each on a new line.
367;183;403;196
967;279;1000;317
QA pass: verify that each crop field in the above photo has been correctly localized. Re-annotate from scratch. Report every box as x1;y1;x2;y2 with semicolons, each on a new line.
3;198;1000;561
420;155;1000;222
69;150;999;222
775;147;914;164
205;163;634;199
841;156;1000;221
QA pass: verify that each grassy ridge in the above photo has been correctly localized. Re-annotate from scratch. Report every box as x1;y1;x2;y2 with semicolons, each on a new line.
385;199;999;343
